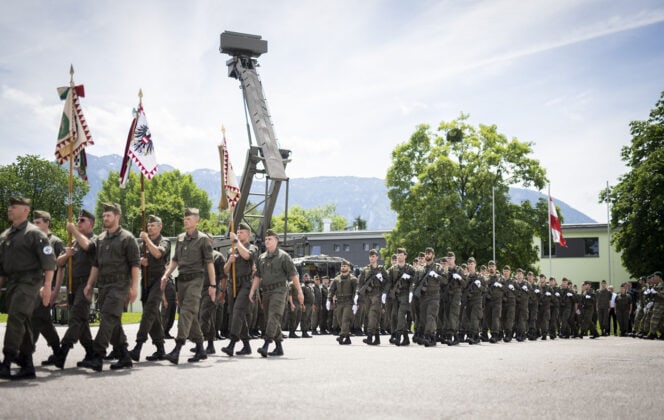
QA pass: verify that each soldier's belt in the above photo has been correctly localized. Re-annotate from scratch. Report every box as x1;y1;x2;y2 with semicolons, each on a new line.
99;273;128;282
178;272;204;281
262;281;287;293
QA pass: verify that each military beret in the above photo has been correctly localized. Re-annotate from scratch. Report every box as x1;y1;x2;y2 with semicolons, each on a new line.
9;196;31;206
527;271;534;276
79;209;95;221
653;271;663;277
425;247;434;254
102;202;122;214
516;268;524;273
184;207;199;217
467;257;476;263
539;274;547;278
148;214;162;224
396;247;407;255
488;260;496;266
33;210;51;221
265;229;279;238
238;222;251;231
480;265;487;271
417;252;425;258
503;265;511;271
369;249;378;256
341;259;351;266
441;257;448;262
446;251;455;258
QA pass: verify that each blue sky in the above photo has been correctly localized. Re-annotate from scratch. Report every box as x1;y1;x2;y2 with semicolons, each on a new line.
1;0;663;223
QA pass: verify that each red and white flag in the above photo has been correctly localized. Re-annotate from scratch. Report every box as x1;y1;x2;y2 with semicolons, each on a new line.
218;130;241;210
549;195;567;247
120;103;158;187
55;83;93;181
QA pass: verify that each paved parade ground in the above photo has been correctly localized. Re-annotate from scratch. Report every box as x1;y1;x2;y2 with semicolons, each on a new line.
1;322;662;420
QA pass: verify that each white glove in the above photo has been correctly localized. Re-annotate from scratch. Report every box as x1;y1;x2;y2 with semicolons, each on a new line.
647;301;654;309
402;273;411;280
555;292;560;297
566;292;573;297
508;284;515;290
354;294;359;305
326;300;331;311
453;273;462;281
644;290;650;295
408;292;413;303
576;309;581;315
352;304;358;314
474;279;481;288
652;290;658;294
535;289;540;294
585;295;592;299
381;293;387;305
493;282;503;288
545;292;552;296
376;273;383;281
429;270;438;278
521;285;528;291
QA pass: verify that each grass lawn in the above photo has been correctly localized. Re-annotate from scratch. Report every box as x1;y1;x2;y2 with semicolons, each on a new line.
0;312;154;325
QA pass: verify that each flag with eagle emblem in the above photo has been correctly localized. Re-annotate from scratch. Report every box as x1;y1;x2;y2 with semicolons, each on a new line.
120;104;158;187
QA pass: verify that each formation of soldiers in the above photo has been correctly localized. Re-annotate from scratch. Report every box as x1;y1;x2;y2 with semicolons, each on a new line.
1;196;663;381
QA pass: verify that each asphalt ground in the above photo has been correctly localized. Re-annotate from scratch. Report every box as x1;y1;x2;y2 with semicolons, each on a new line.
0;322;662;420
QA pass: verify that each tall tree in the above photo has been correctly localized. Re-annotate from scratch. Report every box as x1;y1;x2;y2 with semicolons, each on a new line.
0;155;89;237
601;91;664;277
271;204;347;233
96;169;211;236
352;216;367;231
385;114;548;270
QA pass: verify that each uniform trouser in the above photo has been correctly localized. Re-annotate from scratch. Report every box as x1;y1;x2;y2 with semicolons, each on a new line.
263;290;287;342
411;297;421;332
501;300;516;333
609;308;617;334
318;308;328;331
228;285;251;339
93;284;129;357
311;306;319;332
384;298;395;332
580;308;599;336
395;299;411;334
648;302;664;334
176;277;204;343
537;304;551;335
445;290;462;335
560;306;572;335
616;307;630;334
642;306;654;334
420;294;440;335
632;307;644;332
161;282;177;334
598;306;610;333
31;296;60;349
135;282;165;345
248;295;259;331
61;285;94;349
465;298;482;335
438;296;448;334
3;278;41;357
198;287;217;341
364;294;382;334
485;298;502;336
527;301;538;332
288;303;302;332
336;302;353;336
355;299;367;331
515;300;529;335
301;304;313;331
549;305;560;336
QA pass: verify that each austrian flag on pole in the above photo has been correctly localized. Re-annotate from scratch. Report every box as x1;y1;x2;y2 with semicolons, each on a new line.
128;105;158;179
549;195;567;247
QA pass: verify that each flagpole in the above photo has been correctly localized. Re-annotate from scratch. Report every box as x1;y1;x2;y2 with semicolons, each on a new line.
138;89;148;289
548;184;552;278
67;65;75;304
606;180;612;286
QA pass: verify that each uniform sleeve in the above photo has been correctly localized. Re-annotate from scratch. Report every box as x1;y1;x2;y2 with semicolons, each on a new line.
125;235;141;268
158;237;171;263
33;230;56;271
254;256;263;278
201;236;213;264
282;253;297;278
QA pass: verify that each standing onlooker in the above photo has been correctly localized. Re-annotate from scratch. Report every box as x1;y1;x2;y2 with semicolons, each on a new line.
608;285;618;336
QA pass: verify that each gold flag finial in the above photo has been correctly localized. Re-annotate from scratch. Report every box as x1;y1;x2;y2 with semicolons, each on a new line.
138;88;143;105
69;64;74;84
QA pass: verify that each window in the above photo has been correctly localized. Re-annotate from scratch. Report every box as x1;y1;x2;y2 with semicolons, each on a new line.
333;244;340;252
311;245;321;255
541;237;599;258
343;244;350;252
363;243;370;251
372;243;380;251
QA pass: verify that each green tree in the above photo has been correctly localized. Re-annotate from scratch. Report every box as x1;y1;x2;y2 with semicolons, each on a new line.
352;216;367;231
600;92;664;277
385;114;548;270
271;204;347;233
0;154;89;238
96;169;212;236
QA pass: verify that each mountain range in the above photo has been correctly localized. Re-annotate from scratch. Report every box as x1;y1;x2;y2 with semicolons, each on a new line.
80;153;595;230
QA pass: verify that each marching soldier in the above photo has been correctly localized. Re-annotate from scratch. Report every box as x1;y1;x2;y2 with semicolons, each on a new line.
548;277;561;340
355;249;388;346
537;274;552;340
646;271;664;339
501;266;516;342
463;257;485;344
0;197;56;380
443;252;466;346
387;248;416;346
514;268;530;342
196;233;225;354
578;281;600;338
615;283;632;336
250;229;302;357
327;260;358;345
160;208;216;365
526;271;539;340
482;261;503;343
415;248;445;347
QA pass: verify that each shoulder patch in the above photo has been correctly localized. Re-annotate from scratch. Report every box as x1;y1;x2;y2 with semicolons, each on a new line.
43;245;54;255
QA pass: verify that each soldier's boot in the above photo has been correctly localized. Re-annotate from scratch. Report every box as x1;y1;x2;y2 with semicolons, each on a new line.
392;333;401;346
400;332;410;346
541;334;548;340
288;331;300;339
363;333;373;345
469;335;481;345
205;339;216;355
371;333;381;346
145;343;166;361
268;341;284;357
54;344;71;369
301;331;312;338
76;345;95;367
503;331;513;343
528;330;538;341
12;353;36;380
188;341;208;363
343;335;352;345
110;346;133;370
221;339;238;357
79;353;103;372
413;332;422;345
447;334;459;346
236;340;252;356
480;332;490;342
104;346;121;360
165;340;183;365
646;333;657;340
0;353;14;380
41;345;60;366
257;340;271;358
549;333;556;340
129;342;143;362
424;334;436;347
336;335;344;345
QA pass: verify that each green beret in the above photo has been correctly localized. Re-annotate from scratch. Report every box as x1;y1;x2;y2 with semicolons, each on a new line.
425;247;434;254
79;209;95;221
369;249;378;256
265;229;278;238
446;251;455;258
516;268;524;273
238;222;251;231
102;202;122;215
503;265;511;271
341;259;351;266
33;210;51;221
9;196;31;206
147;214;162;224
488;260;496;266
184;208;199;217
467;257;476;263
